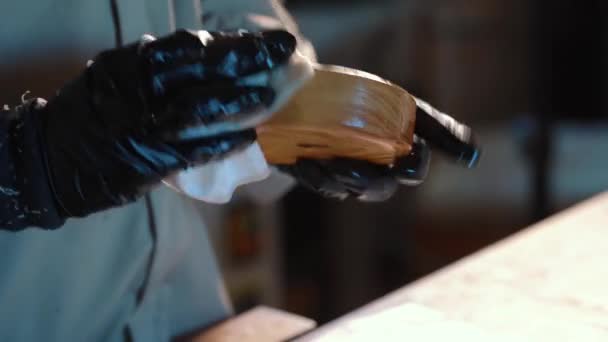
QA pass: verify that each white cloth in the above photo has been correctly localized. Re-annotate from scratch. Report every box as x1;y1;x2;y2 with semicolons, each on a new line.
0;0;312;341
164;143;273;204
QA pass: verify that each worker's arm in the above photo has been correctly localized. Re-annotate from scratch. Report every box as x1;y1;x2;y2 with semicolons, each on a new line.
0;29;296;230
0;102;65;229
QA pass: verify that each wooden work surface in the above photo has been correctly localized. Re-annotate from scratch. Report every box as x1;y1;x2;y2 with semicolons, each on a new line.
296;192;608;341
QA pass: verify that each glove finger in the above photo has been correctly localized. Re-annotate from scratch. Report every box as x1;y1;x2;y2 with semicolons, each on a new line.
163;129;257;167
279;158;398;202
392;136;431;186
206;30;297;76
142;30;296;96
277;160;352;200
414;98;481;168
155;85;275;138
88;129;255;200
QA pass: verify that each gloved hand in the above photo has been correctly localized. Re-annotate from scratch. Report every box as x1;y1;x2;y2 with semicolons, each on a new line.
277;98;480;201
23;29;296;219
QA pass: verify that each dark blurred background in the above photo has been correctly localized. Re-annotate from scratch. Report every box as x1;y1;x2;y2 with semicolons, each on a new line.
2;0;608;327
273;0;608;323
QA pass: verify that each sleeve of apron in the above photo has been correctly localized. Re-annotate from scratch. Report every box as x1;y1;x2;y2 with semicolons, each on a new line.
200;0;317;61
0;99;65;230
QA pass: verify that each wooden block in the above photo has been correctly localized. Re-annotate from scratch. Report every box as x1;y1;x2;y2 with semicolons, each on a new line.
191;306;316;342
257;65;416;165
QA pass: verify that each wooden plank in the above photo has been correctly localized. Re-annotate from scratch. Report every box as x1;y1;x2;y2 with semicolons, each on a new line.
191;306;315;342
297;192;608;341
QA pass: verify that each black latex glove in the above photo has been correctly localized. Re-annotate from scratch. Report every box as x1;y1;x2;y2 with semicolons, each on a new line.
21;29;295;221
278;99;480;202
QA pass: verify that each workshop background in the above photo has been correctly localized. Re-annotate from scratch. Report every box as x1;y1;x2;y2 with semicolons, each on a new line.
272;0;608;323
1;0;607;326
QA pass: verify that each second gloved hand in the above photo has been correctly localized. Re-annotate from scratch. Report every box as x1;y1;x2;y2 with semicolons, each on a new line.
32;29;296;218
277;98;480;202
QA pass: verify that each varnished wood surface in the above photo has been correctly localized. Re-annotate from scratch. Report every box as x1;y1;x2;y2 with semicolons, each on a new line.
257;65;416;165
296;192;608;341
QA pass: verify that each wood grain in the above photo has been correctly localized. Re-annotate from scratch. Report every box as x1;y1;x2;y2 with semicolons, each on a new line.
257;65;416;165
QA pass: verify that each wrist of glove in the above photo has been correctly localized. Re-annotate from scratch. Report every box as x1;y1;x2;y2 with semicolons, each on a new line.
0;100;65;229
29;29;296;219
278;102;480;202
